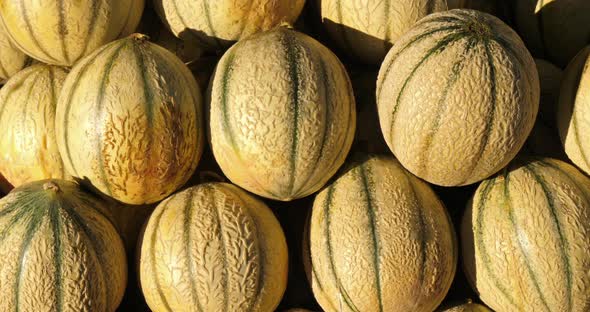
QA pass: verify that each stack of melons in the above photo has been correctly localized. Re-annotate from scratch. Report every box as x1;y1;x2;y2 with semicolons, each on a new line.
0;0;588;311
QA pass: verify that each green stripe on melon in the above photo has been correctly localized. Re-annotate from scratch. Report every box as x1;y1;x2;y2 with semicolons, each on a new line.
0;180;126;312
462;157;590;311
377;9;539;187
307;155;456;312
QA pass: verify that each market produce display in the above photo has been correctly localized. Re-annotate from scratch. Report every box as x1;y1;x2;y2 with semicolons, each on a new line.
0;180;127;312
0;64;69;187
0;1;588;311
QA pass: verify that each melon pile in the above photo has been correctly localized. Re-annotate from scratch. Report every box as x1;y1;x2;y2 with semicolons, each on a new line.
0;1;589;312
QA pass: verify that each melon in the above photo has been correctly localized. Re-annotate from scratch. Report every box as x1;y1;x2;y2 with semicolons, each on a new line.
437;301;492;312
139;182;288;312
55;34;204;205
0;64;70;188
461;157;590;311
0;179;127;312
306;155;457;312
316;0;447;64
0;0;145;66
557;47;590;175
522;58;565;158
513;0;590;67
0;23;31;83
153;0;305;51
377;9;539;186
449;0;512;22
208;26;356;201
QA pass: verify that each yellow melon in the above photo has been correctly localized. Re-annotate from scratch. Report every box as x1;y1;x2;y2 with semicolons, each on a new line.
0;23;30;83
316;0;447;64
307;155;457;312
462;157;590;311
377;9;539;186
0;64;70;188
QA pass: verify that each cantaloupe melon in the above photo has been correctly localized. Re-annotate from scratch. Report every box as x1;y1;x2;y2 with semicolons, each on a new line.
209;26;356;201
462;157;590;311
0;64;70;188
139;182;288;312
437;301;492;312
377;9;539;186
55;34;204;205
306;155;456;312
0;0;145;66
0;23;31;83
153;0;305;51
513;0;590;67
522;58;565;158
557;46;590;175
0;179;127;312
316;0;447;64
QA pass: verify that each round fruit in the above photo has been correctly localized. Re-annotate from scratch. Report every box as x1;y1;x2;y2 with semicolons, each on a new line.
462;157;590;311
377;9;539;186
139;182;288;312
0;0;145;66
209;27;356;201
55;34;204;205
0;64;69;187
513;0;590;67
437;301;492;311
316;0;447;64
558;47;590;175
307;155;456;312
522;58;564;158
0;23;31;83
153;0;305;51
0;179;127;312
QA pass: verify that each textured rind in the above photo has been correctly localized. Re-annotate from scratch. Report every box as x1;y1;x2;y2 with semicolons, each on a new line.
438;302;492;312
0;22;30;82
461;157;590;312
317;0;447;64
557;47;590;175
0;179;127;312
377;9;540;187
209;27;356;201
0;64;70;188
139;182;288;312
513;0;590;67
522;58;564;159
0;0;145;66
55;35;204;205
153;0;305;50
308;155;457;312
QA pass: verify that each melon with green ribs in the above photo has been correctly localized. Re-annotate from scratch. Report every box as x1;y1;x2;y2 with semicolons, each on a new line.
208;26;356;201
55;34;204;205
0;0;145;66
0;179;127;312
306;155;457;312
377;9;539;186
462;157;590;311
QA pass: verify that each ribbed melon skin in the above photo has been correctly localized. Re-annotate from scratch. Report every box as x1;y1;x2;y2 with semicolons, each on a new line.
377;9;539;187
558;47;590;175
153;0;305;50
0;64;69;188
209;27;356;201
513;0;590;67
316;0;447;64
461;158;590;312
0;23;30;83
307;155;456;312
139;182;288;312
0;0;145;66
55;34;204;205
0;179;127;312
438;302;492;312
